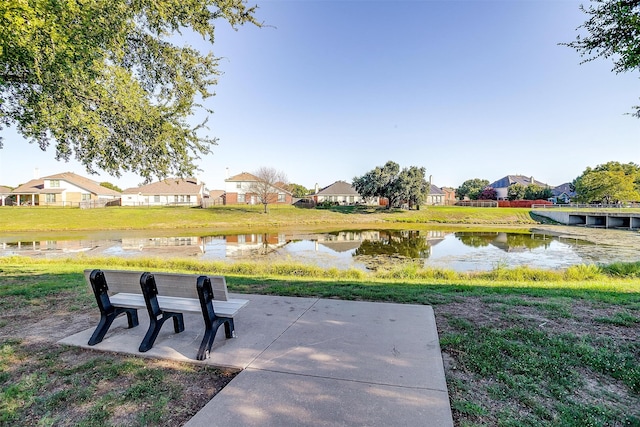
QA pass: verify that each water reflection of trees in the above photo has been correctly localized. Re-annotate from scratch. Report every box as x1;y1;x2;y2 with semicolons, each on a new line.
455;232;553;252
354;230;432;259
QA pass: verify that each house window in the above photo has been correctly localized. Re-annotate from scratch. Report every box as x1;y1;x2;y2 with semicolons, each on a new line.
82;193;91;201
236;183;242;189
154;195;160;203
185;195;191;203
278;193;285;203
238;194;245;203
49;180;60;188
349;196;355;203
45;194;56;203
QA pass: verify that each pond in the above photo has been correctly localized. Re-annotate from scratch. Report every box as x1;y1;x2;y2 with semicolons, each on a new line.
2;228;638;272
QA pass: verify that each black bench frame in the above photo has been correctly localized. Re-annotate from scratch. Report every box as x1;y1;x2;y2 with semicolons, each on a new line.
138;272;185;352
196;275;235;360
88;269;236;360
87;269;139;345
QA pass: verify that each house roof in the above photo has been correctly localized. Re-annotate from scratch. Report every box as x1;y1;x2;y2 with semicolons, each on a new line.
209;190;225;199
226;172;258;182
11;172;120;196
122;178;203;195
11;179;44;194
552;183;576;197
316;181;360;196
0;186;12;194
226;173;291;194
488;175;549;189
428;184;445;195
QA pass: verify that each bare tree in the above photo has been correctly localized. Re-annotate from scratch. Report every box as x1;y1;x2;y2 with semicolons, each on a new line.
248;167;288;213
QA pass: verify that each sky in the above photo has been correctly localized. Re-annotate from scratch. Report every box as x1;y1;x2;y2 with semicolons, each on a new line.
1;0;639;191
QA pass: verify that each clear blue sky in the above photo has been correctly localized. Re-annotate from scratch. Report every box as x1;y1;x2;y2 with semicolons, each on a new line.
1;0;639;191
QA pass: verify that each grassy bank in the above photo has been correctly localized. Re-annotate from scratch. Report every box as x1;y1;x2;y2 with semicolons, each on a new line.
1;257;639;426
0;205;538;232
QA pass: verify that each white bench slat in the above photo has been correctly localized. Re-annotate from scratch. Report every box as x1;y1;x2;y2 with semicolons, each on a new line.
109;293;248;317
84;269;229;301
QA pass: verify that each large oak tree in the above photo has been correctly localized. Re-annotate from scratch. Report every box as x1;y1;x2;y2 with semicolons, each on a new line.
572;161;640;203
0;0;259;181
352;161;429;209
455;178;489;200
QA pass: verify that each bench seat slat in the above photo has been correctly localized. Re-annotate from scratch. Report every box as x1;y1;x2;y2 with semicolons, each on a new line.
110;293;248;317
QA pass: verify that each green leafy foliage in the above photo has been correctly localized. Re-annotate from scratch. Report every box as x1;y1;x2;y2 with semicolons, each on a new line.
524;184;553;200
352;161;429;209
99;182;122;193
455;178;489;200
0;0;259;181
572;161;640;203
507;183;526;201
288;183;309;198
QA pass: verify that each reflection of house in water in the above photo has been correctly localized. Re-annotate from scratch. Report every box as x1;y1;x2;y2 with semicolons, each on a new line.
225;233;287;256
122;236;205;256
0;239;95;254
315;231;380;253
489;232;552;253
422;230;447;246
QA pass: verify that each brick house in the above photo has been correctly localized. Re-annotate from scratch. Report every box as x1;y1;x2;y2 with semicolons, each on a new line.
224;172;293;205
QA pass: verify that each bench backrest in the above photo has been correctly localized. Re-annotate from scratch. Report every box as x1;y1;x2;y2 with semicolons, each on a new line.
83;269;229;301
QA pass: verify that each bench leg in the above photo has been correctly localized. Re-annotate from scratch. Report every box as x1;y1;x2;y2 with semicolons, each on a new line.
197;317;234;361
139;312;184;352
224;318;235;339
88;307;139;346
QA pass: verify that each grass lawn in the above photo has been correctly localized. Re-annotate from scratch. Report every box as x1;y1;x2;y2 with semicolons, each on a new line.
0;206;638;425
1;256;639;426
0;204;539;232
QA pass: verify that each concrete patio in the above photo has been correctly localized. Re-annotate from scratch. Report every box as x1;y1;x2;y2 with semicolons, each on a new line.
60;294;453;426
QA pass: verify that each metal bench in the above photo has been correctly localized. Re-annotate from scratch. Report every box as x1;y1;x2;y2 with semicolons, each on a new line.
85;269;249;360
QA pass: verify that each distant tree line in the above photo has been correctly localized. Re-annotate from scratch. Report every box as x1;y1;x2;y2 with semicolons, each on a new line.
454;161;640;205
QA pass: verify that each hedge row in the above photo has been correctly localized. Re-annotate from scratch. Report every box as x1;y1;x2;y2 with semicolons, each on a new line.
497;199;553;208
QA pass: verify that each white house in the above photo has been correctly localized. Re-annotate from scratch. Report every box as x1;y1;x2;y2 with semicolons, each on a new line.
425;184;446;206
121;178;205;206
313;181;379;205
0;186;13;206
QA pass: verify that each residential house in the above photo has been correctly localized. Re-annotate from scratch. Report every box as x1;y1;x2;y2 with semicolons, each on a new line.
121;178;205;206
205;190;225;207
440;187;456;205
312;181;379;205
487;175;550;200
425;184;446;206
0;186;13;206
551;183;575;204
11;172;120;206
224;172;293;205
